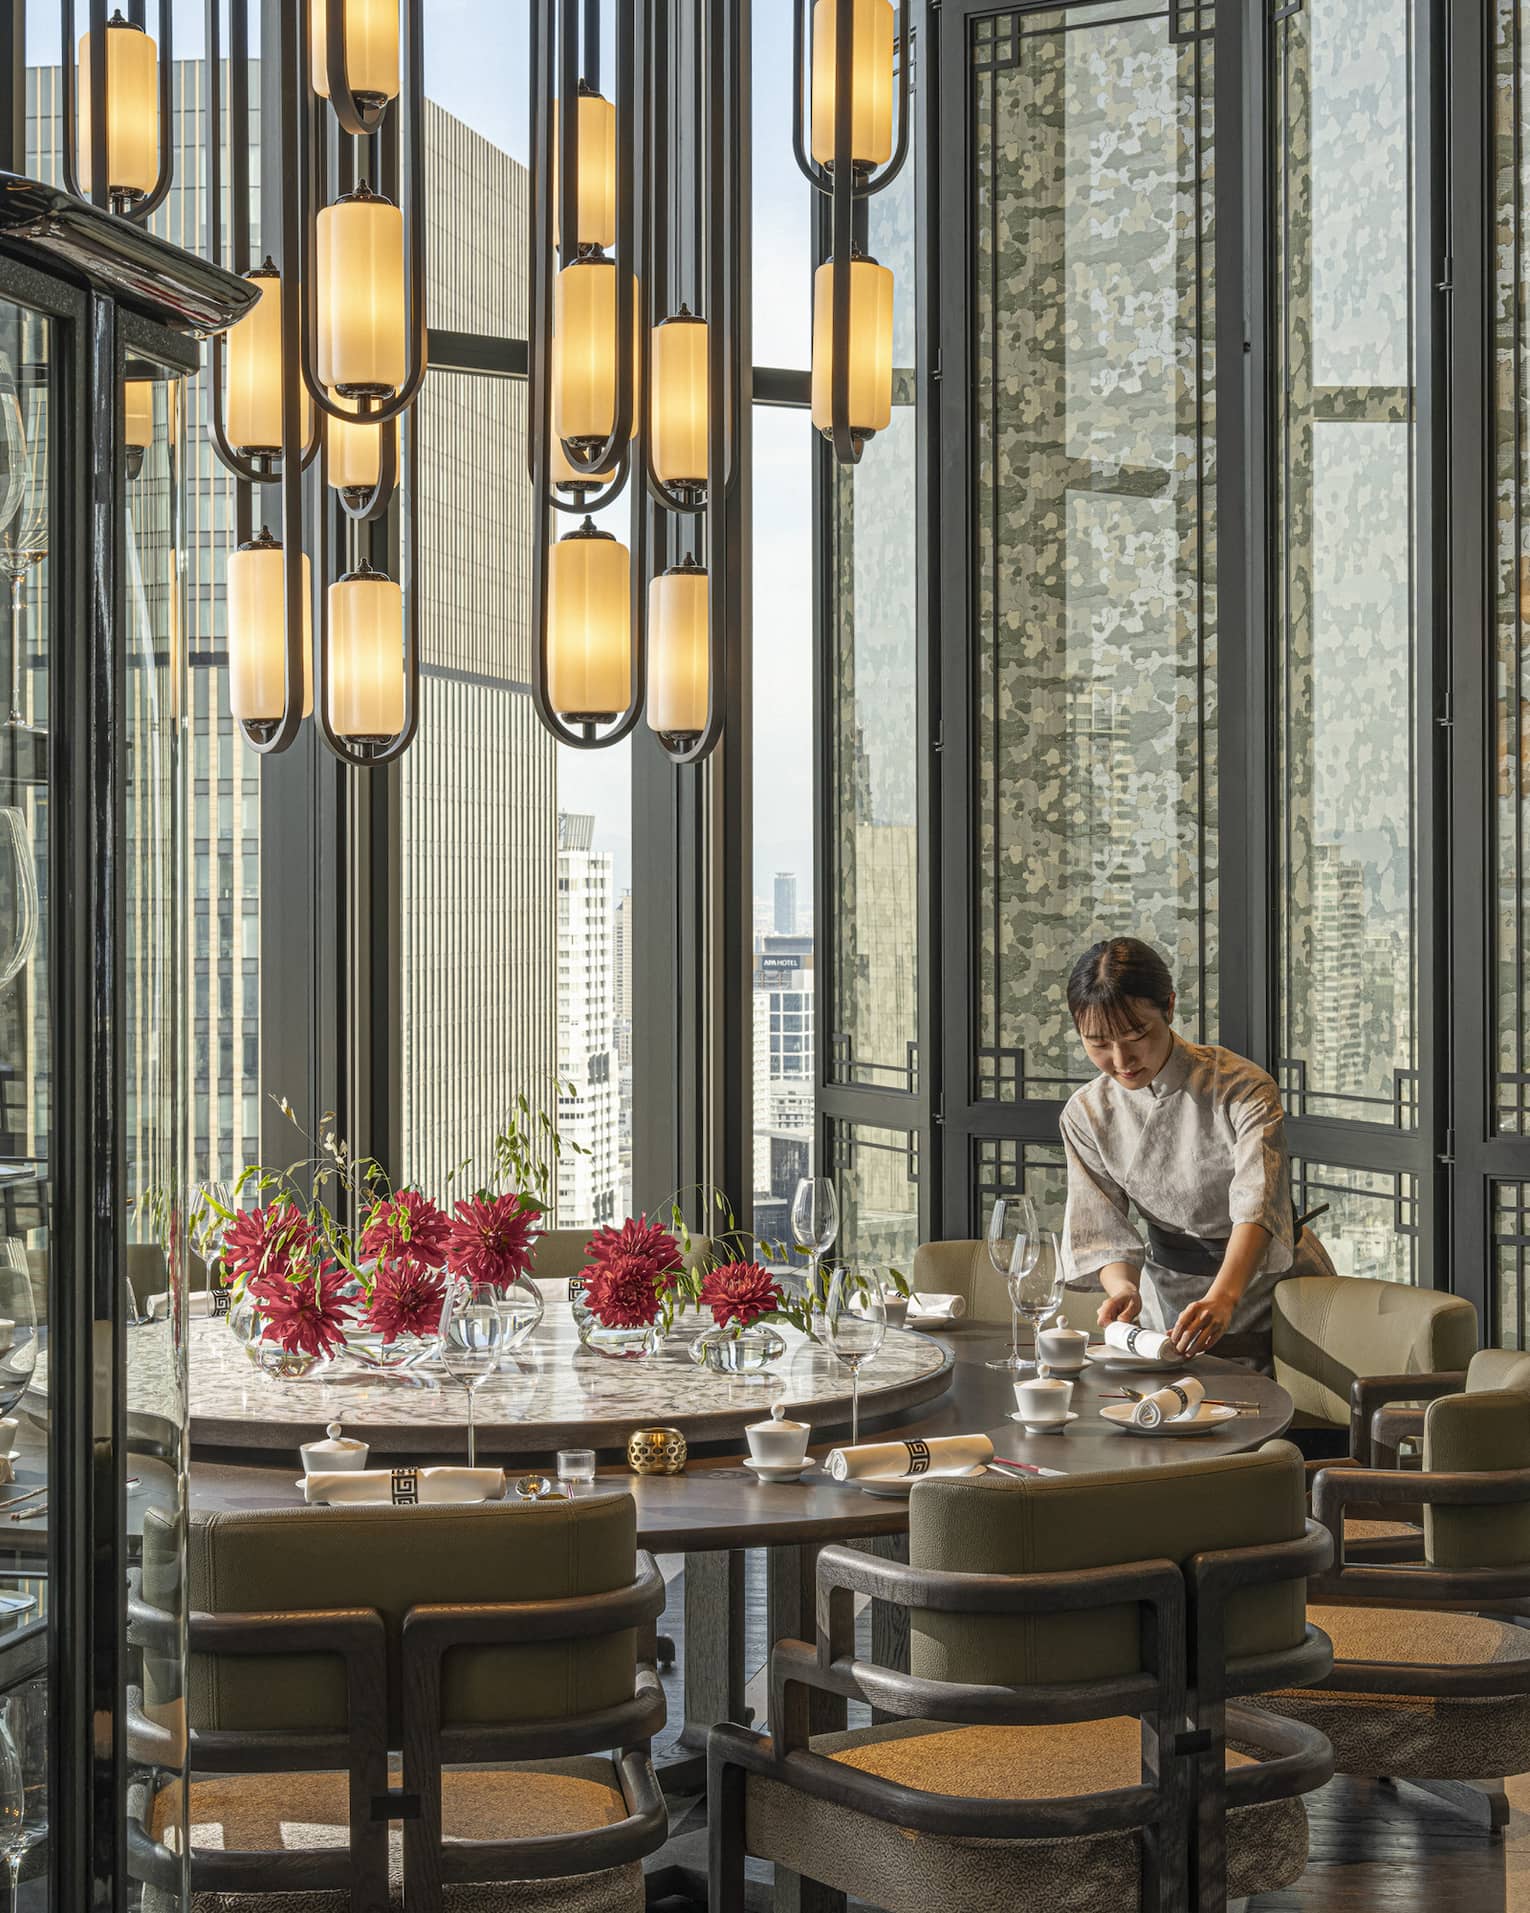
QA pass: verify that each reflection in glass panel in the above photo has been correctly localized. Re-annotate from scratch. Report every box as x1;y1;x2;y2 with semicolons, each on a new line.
1275;0;1417;1127
830;1122;919;1269
1493;1;1530;1133
970;5;1217;1105
972;1140;1068;1240
1494;1182;1530;1348
1292;1158;1417;1284
0;296;50;1905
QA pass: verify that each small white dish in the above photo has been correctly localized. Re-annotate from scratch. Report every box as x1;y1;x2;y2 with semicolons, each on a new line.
853;1462;987;1498
1008;1409;1079;1433
1085;1343;1194;1374
742;1457;818;1484
1099;1401;1238;1437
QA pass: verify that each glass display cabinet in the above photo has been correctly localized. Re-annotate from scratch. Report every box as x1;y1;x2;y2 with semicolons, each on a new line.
0;175;252;1909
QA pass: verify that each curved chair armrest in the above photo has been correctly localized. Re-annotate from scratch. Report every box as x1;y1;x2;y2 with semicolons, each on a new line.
1222;1703;1334;1806
1349;1372;1466;1466
1311;1462;1530;1601
1186;1520;1333;1702
1370;1404;1427;1469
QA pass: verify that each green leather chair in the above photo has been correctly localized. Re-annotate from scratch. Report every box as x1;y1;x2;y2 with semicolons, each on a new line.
710;1443;1334;1912
129;1492;667;1912
1260;1381;1530;1831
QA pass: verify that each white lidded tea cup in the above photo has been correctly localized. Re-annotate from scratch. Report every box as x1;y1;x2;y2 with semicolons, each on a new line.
1036;1324;1088;1371
745;1402;810;1467
1013;1376;1074;1425
299;1420;370;1475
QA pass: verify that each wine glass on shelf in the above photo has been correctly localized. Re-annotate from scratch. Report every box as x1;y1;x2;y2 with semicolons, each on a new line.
438;1276;542;1469
790;1177;840;1322
983;1193;1038;1370
0;1687;45;1911
825;1265;886;1448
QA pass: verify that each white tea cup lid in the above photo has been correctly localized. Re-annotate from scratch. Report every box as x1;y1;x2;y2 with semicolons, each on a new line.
748;1402;808;1435
305;1420;367;1455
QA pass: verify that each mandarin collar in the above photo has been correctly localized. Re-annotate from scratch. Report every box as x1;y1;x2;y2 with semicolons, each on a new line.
1145;1031;1192;1102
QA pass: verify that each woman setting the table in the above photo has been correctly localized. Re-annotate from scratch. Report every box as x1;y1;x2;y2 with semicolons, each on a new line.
1059;937;1334;1370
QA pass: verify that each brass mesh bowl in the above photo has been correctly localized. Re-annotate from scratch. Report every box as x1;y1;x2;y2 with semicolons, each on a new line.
627;1424;687;1475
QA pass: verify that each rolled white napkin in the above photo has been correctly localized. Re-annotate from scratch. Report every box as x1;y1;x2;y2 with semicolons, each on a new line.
1103;1321;1176;1361
1131;1377;1206;1429
825;1434;993;1482
302;1466;507;1507
908;1292;967;1321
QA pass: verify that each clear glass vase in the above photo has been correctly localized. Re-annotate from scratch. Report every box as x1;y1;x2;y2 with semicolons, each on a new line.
689;1321;786;1377
582;1319;658;1361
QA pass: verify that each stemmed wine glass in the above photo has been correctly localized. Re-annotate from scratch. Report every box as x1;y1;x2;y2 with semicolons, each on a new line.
825;1265;886;1447
0;1248;38;1419
0;1687;45;1910
1011;1232;1066;1377
438;1276;542;1468
791;1177;840;1321
984;1193;1039;1371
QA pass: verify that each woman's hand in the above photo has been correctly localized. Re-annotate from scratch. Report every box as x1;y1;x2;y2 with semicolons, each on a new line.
1097;1289;1142;1329
1170;1288;1236;1356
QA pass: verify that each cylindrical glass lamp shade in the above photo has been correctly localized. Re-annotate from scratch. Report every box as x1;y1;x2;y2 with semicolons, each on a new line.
227;267;313;455
328;565;405;740
316;188;407;397
650;313;708;488
552;91;618;250
311;0;401;105
810;0;895;170
551;258;640;450
811;255;894;441
123;380;154;451
546;523;631;722
326;397;396;494
228;538;313;724
646;564;708;740
77;18;160;200
550;438;614;489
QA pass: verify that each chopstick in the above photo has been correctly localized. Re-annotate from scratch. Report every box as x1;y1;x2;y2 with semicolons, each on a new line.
0;1484;47;1512
1100;1389;1261;1411
988;1457;1060;1478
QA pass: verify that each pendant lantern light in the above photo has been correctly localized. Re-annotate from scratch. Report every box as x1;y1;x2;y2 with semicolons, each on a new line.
123;378;154;478
69;8;171;215
793;0;910;465
205;0;425;764
528;0;742;764
646;557;709;744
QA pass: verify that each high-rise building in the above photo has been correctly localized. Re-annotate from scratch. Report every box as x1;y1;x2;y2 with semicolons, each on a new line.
556;814;620;1228
752;933;814;1235
773;871;797;936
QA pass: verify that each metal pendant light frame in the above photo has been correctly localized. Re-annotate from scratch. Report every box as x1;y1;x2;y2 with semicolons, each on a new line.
791;0;911;466
60;0;176;222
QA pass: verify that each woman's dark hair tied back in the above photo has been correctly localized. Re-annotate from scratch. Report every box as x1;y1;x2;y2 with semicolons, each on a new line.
1067;938;1175;1037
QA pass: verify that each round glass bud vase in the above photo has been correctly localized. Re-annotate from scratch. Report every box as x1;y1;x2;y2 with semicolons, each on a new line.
689;1320;787;1378
583;1319;659;1361
227;1294;335;1382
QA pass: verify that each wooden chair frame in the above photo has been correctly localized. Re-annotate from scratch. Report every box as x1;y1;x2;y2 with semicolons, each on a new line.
125;1554;669;1913
709;1520;1334;1913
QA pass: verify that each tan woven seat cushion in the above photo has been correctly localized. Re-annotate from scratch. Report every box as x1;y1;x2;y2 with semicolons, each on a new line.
146;1758;642;1913
743;1715;1307;1913
1260;1605;1530;1781
1343;1519;1420;1545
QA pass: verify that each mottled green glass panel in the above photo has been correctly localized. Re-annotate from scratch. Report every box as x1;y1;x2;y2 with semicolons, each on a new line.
1492;2;1530;1133
971;6;1217;1105
1493;1182;1530;1348
1275;0;1418;1127
831;1122;920;1269
1292;1159;1417;1285
972;1140;1069;1239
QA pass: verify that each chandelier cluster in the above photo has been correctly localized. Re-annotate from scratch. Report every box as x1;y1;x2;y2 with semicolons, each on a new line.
528;0;743;762
191;0;425;763
794;0;909;466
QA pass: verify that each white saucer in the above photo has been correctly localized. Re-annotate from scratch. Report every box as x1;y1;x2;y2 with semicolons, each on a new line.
1085;1343;1196;1374
1007;1410;1079;1433
1099;1401;1238;1437
852;1461;987;1498
743;1457;817;1483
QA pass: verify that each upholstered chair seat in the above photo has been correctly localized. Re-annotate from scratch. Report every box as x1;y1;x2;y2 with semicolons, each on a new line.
742;1714;1309;1912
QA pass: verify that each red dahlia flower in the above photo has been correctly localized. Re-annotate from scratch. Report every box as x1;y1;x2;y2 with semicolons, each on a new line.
219;1200;317;1289
250;1262;352;1359
699;1261;781;1330
583;1214;683;1289
582;1253;664;1329
359;1187;451;1272
364;1261;446;1342
444;1193;541;1293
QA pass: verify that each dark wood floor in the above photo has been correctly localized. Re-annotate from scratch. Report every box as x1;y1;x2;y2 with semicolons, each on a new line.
650;1551;1530;1911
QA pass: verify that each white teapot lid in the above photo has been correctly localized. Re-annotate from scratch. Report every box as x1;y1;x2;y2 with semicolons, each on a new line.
746;1401;809;1436
304;1420;367;1456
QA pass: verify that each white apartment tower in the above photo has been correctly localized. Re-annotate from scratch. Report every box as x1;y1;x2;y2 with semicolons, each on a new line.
556;815;621;1228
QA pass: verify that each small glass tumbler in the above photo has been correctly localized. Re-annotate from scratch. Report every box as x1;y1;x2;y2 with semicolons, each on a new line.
556;1448;597;1495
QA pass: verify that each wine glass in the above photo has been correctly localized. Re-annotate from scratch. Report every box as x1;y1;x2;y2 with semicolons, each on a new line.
0;1687;45;1910
0;1249;38;1418
825;1265;886;1447
0;356;47;736
791;1178;840;1319
438;1276;542;1468
1010;1231;1065;1377
984;1193;1039;1371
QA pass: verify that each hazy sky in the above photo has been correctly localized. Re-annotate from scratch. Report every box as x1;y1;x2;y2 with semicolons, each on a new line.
29;2;818;908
